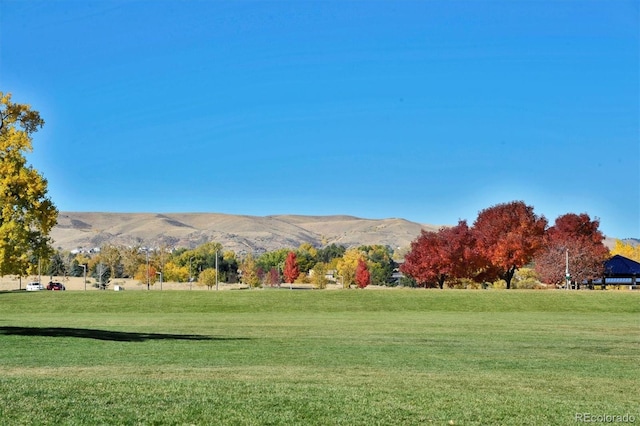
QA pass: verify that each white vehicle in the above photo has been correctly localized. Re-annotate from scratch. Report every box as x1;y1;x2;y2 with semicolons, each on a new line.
26;282;44;291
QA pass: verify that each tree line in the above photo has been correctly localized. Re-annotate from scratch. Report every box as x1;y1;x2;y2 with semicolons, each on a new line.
39;213;637;290
401;201;615;289
42;242;396;289
1;92;637;290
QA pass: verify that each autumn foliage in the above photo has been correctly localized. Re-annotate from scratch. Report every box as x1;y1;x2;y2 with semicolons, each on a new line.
0;92;58;276
534;213;609;286
401;220;477;289
610;239;640;263
472;201;547;289
355;258;370;288
402;201;609;289
283;251;300;284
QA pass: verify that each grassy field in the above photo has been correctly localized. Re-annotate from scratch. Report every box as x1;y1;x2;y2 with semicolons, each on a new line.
0;290;638;425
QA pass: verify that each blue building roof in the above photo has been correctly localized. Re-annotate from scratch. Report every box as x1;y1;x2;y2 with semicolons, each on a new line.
604;255;640;276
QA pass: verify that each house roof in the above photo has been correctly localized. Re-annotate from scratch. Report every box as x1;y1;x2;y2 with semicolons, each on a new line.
604;255;640;276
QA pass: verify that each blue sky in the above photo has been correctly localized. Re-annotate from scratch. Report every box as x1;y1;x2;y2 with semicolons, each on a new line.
1;1;638;238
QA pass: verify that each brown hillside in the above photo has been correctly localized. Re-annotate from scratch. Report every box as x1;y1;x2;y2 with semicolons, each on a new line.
51;212;442;253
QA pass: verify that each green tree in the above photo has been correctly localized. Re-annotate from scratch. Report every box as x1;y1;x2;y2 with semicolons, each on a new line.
296;243;318;273
177;241;224;279
0;92;58;276
93;262;111;289
196;242;223;269
257;248;289;273
60;250;78;277
47;251;66;277
359;245;395;286
222;250;238;283
318;243;346;263
74;253;93;277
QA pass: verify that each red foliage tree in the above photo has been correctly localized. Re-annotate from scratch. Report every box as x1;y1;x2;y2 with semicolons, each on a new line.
401;230;441;288
534;213;609;287
283;251;300;284
400;220;478;289
355;258;370;288
472;201;547;289
267;267;281;287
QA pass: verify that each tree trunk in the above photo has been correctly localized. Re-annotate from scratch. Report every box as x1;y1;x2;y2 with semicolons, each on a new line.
503;267;517;289
438;274;446;289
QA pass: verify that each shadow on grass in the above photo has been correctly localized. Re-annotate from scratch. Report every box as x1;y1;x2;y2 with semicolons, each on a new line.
0;326;248;342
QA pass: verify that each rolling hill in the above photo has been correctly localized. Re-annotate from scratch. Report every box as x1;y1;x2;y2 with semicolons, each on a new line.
51;212;442;253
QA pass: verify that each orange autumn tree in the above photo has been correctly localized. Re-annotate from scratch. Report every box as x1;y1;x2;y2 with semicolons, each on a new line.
283;251;300;284
401;220;477;289
472;201;547;289
134;263;157;289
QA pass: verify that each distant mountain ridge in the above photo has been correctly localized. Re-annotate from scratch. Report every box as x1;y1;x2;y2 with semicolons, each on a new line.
50;212;633;254
51;212;442;253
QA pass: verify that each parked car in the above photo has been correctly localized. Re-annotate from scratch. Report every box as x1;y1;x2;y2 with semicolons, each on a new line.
26;282;44;291
46;282;66;291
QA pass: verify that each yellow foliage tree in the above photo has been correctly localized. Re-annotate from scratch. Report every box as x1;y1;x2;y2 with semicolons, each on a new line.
164;261;189;283
0;92;58;276
610;240;640;262
99;244;121;280
240;253;261;287
198;268;218;289
119;245;143;278
336;248;364;288
134;263;157;288
312;262;329;289
74;253;95;276
223;250;236;263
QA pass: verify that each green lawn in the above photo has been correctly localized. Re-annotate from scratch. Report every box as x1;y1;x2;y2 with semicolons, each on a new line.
1;290;638;425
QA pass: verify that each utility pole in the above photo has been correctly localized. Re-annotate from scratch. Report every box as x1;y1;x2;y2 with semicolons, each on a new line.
79;264;87;291
146;250;150;291
189;256;194;290
565;249;570;290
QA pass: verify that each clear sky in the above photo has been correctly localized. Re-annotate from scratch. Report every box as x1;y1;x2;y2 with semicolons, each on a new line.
1;1;638;239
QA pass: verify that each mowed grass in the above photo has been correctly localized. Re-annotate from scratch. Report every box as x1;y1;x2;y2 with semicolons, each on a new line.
0;290;638;425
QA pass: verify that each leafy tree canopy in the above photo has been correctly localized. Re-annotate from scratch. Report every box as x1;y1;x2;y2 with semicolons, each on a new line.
534;213;609;286
283;251;300;284
0;92;58;276
473;201;547;289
